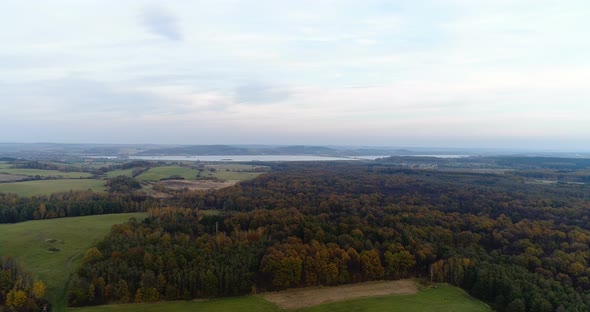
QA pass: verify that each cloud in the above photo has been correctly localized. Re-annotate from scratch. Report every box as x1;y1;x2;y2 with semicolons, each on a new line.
234;83;291;104
0;78;167;119
140;7;182;41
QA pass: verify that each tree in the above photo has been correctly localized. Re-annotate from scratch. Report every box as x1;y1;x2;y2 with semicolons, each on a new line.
32;280;46;300
6;289;28;309
385;250;416;279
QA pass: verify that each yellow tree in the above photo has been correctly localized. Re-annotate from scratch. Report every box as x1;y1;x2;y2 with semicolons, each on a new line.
32;280;46;300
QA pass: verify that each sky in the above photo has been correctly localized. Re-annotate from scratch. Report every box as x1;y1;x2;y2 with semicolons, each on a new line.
1;0;589;150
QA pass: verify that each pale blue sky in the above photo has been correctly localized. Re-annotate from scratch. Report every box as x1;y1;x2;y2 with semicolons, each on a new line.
1;0;589;150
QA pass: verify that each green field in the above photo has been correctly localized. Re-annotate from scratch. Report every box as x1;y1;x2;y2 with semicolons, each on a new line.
136;165;263;182
65;285;489;312
0;179;105;196
298;285;491;312
104;168;136;178
0;213;148;310
0;168;93;178
136;166;200;181
67;296;280;312
206;164;269;171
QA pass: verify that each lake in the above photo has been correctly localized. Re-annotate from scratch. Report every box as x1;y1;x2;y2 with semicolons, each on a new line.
85;155;469;162
86;155;367;162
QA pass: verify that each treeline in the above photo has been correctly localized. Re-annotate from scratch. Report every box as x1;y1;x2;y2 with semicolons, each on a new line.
69;165;590;311
0;257;48;312
0;191;158;223
7;160;156;177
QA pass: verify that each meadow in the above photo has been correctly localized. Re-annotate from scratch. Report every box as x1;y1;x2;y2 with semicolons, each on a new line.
136;165;264;181
104;168;135;178
67;296;280;312
0;168;93;178
65;284;489;312
0;179;105;196
0;213;148;310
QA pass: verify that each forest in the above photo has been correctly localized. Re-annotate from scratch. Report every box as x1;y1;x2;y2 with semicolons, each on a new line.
61;162;590;311
0;257;48;312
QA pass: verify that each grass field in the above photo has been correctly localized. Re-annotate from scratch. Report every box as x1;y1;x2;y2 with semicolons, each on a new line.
0;173;27;182
65;284;489;312
67;296;280;312
0;168;93;178
136;165;264;182
0;213;148;310
104;168;136;178
298;285;491;312
136;166;200;181
0;179;105;196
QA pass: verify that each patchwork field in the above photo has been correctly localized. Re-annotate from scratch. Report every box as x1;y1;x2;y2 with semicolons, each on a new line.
0;179;105;196
0;213;148;310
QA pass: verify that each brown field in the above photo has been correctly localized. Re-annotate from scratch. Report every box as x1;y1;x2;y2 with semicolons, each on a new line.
159;179;237;191
262;279;418;310
0;173;26;182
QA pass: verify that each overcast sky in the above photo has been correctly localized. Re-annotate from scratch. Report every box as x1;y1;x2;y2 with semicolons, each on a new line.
1;0;589;150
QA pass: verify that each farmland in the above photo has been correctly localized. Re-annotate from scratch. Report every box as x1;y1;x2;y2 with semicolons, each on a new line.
0;213;148;310
0;168;92;178
0;160;266;198
0;179;106;196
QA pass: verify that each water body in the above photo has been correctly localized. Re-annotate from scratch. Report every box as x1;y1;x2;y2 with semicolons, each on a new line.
85;155;469;162
86;155;362;162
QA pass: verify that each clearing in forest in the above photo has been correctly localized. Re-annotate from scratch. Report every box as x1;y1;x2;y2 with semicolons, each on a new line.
262;280;418;310
158;179;237;191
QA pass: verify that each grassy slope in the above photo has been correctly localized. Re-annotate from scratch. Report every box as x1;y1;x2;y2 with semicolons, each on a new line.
0;213;148;309
65;285;489;312
298;285;491;312
0;179;105;196
104;168;135;178
0;168;93;178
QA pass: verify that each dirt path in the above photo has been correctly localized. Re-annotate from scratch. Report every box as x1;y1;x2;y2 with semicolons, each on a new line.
262;279;418;310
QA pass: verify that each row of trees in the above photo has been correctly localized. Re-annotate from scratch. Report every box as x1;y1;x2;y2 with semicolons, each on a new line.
0;191;158;224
